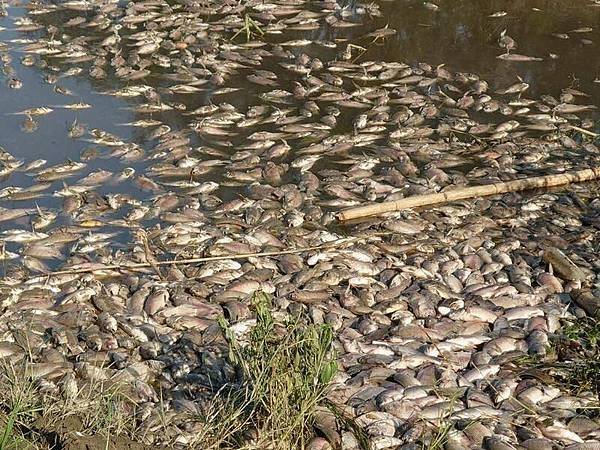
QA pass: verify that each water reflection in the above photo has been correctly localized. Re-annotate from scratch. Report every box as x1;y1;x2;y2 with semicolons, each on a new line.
362;0;600;101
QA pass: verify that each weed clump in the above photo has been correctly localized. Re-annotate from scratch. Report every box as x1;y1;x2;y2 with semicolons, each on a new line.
512;316;600;400
556;317;600;396
203;290;339;449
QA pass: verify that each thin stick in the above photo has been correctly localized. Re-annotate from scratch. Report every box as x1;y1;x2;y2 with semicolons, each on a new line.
30;234;385;279
338;167;600;221
567;125;599;137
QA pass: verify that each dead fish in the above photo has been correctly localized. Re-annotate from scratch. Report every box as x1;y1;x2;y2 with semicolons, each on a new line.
570;27;593;33
21;115;38;133
54;102;92;110
543;247;586;281
9;107;53;116
496;82;530;94
497;53;543;62
366;26;397;40
499;29;516;53
68;119;86;138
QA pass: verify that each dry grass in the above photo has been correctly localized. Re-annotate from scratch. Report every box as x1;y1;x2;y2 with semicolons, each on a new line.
511;316;600;401
0;364;45;450
555;317;600;396
0;360;138;450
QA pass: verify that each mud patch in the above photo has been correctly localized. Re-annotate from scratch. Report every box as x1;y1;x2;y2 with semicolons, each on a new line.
61;434;148;450
32;416;154;450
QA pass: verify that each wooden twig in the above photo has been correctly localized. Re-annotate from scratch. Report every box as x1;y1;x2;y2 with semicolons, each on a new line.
25;233;388;279
140;229;164;281
338;167;600;221
567;125;599;138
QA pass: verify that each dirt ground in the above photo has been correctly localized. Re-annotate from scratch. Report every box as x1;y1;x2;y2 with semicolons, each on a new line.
61;435;148;450
32;416;151;450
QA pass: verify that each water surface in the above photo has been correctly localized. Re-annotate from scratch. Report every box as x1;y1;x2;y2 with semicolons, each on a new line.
0;0;598;257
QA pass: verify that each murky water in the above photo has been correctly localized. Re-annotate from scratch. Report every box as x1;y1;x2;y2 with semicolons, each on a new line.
365;0;600;100
3;2;599;147
0;0;598;262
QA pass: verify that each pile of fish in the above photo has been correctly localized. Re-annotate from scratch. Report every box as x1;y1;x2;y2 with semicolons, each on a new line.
0;0;600;447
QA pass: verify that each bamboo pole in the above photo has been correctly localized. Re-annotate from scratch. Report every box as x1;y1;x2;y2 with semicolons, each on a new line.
337;167;600;221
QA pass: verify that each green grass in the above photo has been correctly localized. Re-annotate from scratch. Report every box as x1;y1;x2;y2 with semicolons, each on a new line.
0;363;45;450
230;14;265;42
0;362;137;449
422;421;453;450
562;317;600;351
193;290;340;449
419;391;462;450
554;317;600;396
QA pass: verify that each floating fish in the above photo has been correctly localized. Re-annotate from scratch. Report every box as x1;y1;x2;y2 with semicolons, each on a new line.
497;53;543;61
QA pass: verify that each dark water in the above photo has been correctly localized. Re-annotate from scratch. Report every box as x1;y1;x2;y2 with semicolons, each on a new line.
368;0;600;101
0;0;598;251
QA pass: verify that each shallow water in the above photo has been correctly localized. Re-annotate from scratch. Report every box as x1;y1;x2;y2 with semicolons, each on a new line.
0;0;598;254
2;0;599;154
363;0;600;102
